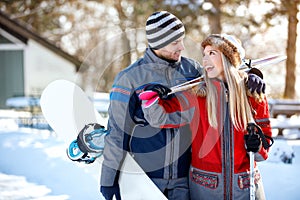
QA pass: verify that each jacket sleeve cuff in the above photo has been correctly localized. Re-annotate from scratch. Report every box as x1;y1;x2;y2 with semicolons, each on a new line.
100;165;119;186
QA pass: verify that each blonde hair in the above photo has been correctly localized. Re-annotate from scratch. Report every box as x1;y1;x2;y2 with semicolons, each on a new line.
205;54;253;131
200;33;259;131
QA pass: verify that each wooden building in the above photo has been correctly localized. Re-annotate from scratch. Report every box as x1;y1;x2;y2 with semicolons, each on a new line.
0;11;82;108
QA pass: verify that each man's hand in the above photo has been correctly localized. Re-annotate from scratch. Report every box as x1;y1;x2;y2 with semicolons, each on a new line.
100;184;121;200
144;84;171;100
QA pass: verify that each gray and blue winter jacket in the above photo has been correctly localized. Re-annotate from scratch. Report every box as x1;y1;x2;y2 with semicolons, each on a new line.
101;48;202;186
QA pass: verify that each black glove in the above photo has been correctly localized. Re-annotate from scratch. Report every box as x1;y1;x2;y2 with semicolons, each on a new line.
144;84;171;100
246;73;265;94
244;134;261;153
100;184;121;200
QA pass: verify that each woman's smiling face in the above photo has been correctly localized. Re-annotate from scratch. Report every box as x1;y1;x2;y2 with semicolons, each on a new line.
202;45;225;80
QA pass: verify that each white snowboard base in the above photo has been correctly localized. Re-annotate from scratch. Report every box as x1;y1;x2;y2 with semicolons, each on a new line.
40;80;167;200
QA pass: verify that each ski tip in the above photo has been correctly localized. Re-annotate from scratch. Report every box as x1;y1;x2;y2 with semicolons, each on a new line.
239;54;287;71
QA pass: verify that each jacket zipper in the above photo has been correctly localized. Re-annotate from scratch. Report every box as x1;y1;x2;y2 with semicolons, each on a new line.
223;84;231;200
169;128;174;179
165;67;174;180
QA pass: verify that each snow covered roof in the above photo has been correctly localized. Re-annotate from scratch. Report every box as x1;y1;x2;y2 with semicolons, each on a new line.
0;11;82;71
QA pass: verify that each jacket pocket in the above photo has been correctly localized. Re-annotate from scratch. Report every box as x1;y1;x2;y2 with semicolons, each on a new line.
237;170;261;189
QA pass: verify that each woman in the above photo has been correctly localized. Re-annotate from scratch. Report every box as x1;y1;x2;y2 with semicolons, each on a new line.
188;34;272;200
140;34;273;200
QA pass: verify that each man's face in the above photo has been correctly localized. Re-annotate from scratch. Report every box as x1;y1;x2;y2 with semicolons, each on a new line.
154;36;185;62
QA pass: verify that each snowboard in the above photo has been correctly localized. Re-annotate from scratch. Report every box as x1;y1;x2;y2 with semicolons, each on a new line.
40;79;167;200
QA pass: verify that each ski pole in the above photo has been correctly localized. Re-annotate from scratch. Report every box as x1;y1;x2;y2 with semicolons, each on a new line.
249;151;255;200
247;123;256;200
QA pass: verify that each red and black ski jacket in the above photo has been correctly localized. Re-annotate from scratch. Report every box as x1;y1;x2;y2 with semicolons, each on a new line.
142;79;273;199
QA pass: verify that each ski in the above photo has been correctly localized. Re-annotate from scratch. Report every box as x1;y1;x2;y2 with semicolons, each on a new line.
240;54;287;71
140;54;287;99
181;54;288;92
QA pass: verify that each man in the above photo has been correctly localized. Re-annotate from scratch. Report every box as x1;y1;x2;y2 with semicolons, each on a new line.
100;11;264;200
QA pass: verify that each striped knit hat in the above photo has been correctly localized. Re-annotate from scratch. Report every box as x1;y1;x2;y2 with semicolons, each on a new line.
146;11;185;49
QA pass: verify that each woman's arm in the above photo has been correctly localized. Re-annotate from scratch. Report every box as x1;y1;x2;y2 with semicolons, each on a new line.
141;91;197;129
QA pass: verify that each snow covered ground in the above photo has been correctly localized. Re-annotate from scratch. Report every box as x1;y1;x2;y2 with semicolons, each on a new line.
0;115;300;200
0;127;102;200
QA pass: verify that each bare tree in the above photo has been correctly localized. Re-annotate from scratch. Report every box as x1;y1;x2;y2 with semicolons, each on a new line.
2;0;298;97
206;0;222;34
283;0;299;99
194;0;298;98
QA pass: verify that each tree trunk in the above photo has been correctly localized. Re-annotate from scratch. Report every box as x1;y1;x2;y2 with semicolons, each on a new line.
208;0;222;34
114;0;132;70
283;0;299;99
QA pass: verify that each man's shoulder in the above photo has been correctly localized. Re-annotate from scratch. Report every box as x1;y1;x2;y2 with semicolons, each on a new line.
114;58;146;82
179;56;202;77
181;56;200;66
119;58;144;74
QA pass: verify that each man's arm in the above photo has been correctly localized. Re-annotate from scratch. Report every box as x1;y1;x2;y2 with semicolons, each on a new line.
101;73;136;191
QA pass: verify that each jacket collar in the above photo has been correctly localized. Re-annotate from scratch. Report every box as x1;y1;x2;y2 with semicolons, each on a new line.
144;48;181;68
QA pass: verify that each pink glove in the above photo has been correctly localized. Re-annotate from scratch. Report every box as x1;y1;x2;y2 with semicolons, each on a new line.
139;90;159;108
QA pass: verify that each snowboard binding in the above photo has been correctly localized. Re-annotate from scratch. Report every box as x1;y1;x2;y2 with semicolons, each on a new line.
66;123;108;164
66;140;101;164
